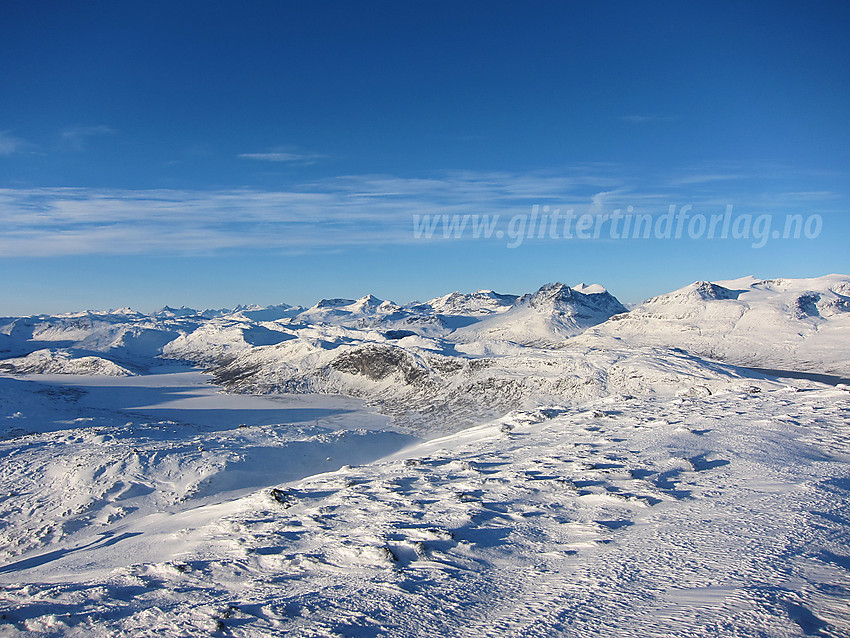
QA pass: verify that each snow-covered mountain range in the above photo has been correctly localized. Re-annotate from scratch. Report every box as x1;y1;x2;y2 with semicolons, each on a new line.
2;277;848;417
0;281;792;429
2;276;849;431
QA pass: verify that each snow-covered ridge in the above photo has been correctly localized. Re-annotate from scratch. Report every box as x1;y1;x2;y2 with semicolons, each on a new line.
592;274;850;376
210;336;773;432
0;349;134;376
422;289;519;316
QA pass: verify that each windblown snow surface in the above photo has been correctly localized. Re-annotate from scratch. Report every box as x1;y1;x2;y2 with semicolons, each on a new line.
0;277;849;637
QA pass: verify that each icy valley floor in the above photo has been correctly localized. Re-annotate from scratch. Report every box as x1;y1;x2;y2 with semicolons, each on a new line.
0;370;849;636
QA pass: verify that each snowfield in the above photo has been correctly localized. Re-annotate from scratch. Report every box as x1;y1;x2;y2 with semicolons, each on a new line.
0;276;849;636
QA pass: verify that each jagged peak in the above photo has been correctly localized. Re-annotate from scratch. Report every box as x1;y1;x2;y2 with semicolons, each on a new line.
155;305;200;317
426;289;518;315
520;282;576;306
518;282;627;316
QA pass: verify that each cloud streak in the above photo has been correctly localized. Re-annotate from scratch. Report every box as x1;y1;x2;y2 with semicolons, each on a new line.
0;168;843;258
238;148;325;164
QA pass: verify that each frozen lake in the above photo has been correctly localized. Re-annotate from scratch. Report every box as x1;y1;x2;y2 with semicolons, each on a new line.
18;366;395;432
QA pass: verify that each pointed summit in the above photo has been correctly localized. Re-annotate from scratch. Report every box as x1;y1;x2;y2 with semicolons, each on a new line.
352;294;383;307
519;283;628;318
452;282;628;345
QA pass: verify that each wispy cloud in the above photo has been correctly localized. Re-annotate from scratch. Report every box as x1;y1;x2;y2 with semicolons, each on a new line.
0;167;843;258
589;188;632;212
238;147;325;164
60;125;115;151
0;131;28;155
0;172;615;257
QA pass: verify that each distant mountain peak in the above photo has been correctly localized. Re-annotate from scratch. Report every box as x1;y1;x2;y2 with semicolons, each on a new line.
313;298;356;310
155;305;199;318
645;281;741;304
353;294;383;306
426;289;518;316
520;283;577;310
519;283;627;317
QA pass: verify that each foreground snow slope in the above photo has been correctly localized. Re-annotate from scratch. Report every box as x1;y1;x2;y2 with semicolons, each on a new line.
592;275;850;376
0;375;848;636
0;371;410;574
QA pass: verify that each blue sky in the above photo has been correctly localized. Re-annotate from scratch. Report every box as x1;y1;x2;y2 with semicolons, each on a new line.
1;1;848;314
